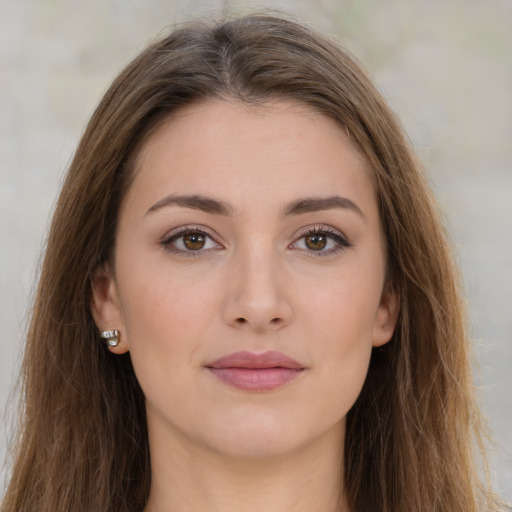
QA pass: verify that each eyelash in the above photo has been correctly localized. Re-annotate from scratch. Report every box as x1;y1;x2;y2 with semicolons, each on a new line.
291;226;351;256
160;225;351;256
161;225;220;256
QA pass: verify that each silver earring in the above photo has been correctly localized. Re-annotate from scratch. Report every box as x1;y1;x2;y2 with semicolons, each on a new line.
100;329;119;347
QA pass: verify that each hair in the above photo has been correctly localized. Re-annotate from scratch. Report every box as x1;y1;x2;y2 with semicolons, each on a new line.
2;12;500;512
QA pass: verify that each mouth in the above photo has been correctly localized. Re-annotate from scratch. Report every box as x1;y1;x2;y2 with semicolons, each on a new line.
205;350;306;392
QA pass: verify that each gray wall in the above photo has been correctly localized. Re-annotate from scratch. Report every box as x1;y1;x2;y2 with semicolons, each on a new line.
1;0;511;501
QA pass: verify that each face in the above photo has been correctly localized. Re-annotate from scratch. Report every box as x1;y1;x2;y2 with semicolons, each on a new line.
92;99;398;461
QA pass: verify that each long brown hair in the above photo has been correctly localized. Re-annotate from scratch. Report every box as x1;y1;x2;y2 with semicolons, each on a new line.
2;12;499;512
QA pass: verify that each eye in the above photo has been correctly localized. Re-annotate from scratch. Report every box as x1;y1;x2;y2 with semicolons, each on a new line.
161;227;222;254
304;233;330;251
291;226;350;255
182;232;207;250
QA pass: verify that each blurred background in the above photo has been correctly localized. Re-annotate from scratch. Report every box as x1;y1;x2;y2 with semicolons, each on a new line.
1;0;511;501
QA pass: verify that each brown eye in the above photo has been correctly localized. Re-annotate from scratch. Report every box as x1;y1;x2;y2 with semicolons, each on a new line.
183;233;206;250
163;227;221;254
305;234;327;251
290;227;350;255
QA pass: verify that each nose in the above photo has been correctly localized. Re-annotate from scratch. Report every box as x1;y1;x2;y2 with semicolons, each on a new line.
221;244;293;333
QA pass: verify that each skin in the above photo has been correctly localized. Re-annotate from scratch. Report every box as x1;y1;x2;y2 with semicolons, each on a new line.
92;99;398;512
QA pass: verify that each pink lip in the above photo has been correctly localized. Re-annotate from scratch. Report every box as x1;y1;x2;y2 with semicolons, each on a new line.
206;350;305;392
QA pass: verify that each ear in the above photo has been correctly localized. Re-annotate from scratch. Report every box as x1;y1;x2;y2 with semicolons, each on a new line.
90;264;129;354
372;281;400;348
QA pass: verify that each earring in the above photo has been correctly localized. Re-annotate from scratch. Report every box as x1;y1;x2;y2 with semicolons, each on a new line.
100;329;119;347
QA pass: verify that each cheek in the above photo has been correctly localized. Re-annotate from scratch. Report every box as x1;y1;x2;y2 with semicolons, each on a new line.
317;290;376;370
296;265;382;405
119;256;220;337
115;262;222;392
299;258;384;345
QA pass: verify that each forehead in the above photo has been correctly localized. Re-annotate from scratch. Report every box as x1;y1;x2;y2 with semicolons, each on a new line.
126;99;377;217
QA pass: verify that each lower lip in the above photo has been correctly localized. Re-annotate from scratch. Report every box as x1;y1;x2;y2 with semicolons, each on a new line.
207;367;304;391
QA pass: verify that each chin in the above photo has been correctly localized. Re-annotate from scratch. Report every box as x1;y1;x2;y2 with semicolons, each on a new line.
198;414;343;461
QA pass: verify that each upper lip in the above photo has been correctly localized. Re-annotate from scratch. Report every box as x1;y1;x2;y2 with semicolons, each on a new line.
206;350;304;369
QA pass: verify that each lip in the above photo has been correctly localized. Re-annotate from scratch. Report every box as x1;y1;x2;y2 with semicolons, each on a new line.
205;350;305;392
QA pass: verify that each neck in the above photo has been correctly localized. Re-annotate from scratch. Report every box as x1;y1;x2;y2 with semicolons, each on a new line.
144;421;349;512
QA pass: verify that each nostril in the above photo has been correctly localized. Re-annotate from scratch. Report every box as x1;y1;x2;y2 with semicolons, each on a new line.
231;316;287;329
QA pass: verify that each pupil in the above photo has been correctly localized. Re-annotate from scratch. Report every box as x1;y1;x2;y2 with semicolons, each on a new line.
184;233;205;250
306;234;326;250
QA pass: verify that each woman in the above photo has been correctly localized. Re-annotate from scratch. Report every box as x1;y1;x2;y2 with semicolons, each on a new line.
1;12;500;512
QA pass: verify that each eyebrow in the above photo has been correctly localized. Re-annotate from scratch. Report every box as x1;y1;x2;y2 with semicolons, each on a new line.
145;193;365;220
283;195;365;219
145;194;234;216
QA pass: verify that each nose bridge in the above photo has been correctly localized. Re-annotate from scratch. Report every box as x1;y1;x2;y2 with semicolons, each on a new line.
222;235;292;331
